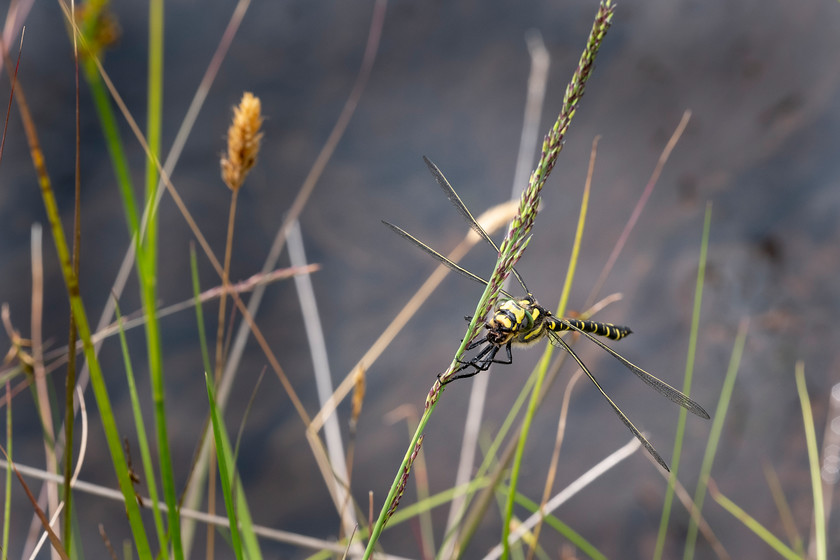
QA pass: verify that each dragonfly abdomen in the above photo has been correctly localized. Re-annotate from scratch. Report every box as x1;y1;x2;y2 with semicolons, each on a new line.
549;318;632;340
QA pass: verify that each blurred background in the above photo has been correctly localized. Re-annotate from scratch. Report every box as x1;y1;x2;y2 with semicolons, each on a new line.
1;0;839;558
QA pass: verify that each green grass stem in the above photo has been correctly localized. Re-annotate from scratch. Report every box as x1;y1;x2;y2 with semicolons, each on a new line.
114;300;167;549
190;245;213;382
683;317;748;559
138;2;185;556
654;202;712;560
2;383;11;560
204;372;244;559
711;487;801;560
795;362;826;560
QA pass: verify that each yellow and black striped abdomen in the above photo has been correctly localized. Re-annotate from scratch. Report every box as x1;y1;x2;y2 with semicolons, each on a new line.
548;318;632;340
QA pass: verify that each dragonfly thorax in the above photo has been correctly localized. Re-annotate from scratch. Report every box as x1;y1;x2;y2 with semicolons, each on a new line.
485;295;552;347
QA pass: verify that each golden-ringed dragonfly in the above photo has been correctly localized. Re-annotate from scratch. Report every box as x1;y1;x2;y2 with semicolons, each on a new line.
383;157;710;471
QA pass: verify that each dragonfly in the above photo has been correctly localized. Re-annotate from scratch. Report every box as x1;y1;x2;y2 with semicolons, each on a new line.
383;156;710;471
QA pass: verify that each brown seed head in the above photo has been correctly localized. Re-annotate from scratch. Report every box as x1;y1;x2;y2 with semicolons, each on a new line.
350;365;366;430
221;92;263;191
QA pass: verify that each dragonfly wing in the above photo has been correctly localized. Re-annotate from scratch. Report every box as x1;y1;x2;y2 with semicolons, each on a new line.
382;221;516;300
422;156;531;295
557;320;710;419
550;331;670;471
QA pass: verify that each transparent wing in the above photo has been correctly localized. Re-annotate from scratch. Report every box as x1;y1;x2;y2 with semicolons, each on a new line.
552;321;710;419
423;156;531;295
548;331;670;471
382;220;516;300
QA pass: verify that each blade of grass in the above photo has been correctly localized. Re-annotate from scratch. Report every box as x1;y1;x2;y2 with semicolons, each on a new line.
709;480;801;560
204;372;244;559
763;462;805;556
815;384;840;550
140;1;183;554
229;391;265;560
3;381;12;560
654;201;712;560
795;362;826;560
683;318;748;559
63;2;83;546
63;6;247;509
113;299;167;549
515;491;606;560
2;42;152;558
190;244;213;378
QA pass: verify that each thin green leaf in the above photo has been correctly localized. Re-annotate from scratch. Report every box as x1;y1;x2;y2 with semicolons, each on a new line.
513;493;606;560
2;382;12;560
114;299;167;548
683;317;748;559
204;372;244;559
190;244;213;380
711;485;802;560
795;362;826;560
655;202;712;560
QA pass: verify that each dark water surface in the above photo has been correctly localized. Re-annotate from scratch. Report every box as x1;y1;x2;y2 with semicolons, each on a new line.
1;1;839;558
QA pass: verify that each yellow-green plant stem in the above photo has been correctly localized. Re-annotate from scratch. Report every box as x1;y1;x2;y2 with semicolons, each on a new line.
512;492;606;560
795;362;826;560
62;19;83;546
10;75;152;557
205;373;244;559
81;58;140;236
712;489;801;560
190;245;213;377
142;1;185;557
115;301;167;550
362;396;442;559
654;202;712;560
683;318;748;559
2;383;11;560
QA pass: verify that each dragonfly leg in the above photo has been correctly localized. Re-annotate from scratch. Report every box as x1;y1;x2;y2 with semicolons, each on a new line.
441;365;483;384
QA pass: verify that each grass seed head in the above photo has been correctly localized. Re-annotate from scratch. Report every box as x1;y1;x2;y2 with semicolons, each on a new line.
221;92;263;191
